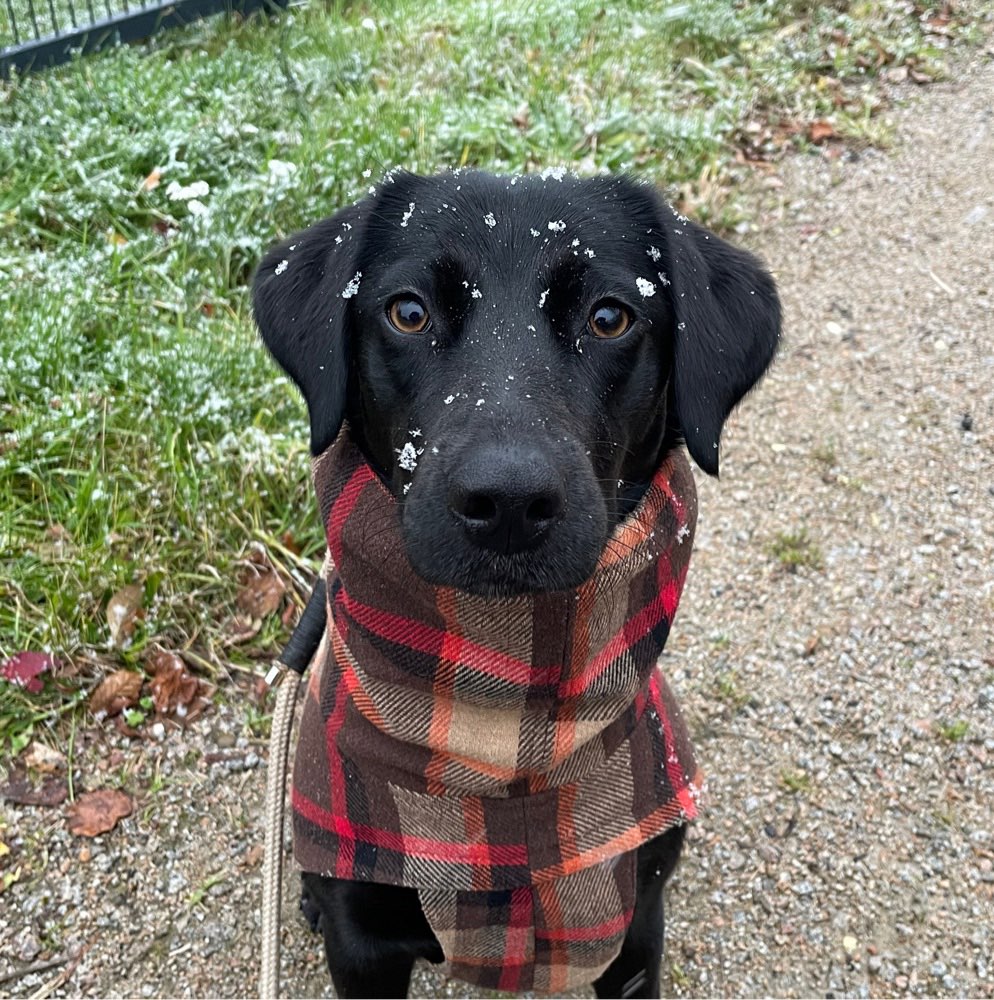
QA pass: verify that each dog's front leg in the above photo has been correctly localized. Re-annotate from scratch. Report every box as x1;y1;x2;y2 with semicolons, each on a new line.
592;825;687;1000
301;873;443;999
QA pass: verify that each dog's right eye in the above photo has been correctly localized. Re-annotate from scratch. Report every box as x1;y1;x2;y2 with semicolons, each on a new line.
387;297;430;334
588;300;632;339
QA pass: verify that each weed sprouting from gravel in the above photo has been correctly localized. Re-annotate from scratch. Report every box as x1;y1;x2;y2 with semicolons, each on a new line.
769;528;825;571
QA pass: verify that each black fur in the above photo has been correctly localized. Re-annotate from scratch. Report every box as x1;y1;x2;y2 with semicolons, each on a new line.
254;170;779;998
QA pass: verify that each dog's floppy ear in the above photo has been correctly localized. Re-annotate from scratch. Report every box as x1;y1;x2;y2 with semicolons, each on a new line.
661;207;781;476
253;200;368;455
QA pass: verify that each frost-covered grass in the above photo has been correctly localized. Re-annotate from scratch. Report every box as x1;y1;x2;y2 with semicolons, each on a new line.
0;0;976;751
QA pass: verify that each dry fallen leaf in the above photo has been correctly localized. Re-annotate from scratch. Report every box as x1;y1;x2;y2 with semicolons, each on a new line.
807;120;836;144
143;168;162;191
89;669;143;719
67;789;133;837
221;614;262;647
241;843;264;868
0;651;55;693
0;766;68;807
106;583;144;648
23;741;67;773
236;569;285;619
148;649;211;721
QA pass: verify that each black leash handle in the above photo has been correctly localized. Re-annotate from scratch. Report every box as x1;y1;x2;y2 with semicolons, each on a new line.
278;577;326;675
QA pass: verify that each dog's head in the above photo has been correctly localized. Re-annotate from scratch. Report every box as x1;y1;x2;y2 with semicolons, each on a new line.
254;171;779;596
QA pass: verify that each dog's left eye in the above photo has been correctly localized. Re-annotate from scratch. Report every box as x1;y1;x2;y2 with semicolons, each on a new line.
387;297;430;334
588;300;632;339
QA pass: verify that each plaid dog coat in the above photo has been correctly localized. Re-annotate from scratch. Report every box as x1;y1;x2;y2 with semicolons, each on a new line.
292;430;702;994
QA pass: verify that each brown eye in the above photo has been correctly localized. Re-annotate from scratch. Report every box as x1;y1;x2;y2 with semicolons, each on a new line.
387;297;430;334
588;300;632;339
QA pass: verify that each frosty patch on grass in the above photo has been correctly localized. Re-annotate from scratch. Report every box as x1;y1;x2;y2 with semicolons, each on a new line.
341;272;362;298
636;277;656;298
165;180;210;202
267;159;296;183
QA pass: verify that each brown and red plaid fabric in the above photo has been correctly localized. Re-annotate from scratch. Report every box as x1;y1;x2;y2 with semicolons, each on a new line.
292;429;702;993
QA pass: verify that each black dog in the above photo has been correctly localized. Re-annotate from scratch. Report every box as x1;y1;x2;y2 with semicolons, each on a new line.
254;170;779;998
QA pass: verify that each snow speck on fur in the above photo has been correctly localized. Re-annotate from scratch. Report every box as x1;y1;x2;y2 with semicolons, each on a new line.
398;442;419;471
484;212;497;229
538;289;549;308
341;272;362;299
274;260;288;276
636;277;656;298
400;202;416;227
547;220;566;233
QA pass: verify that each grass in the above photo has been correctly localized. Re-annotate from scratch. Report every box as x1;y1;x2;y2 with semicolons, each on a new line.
780;768;813;794
0;0;987;755
935;719;969;742
769;528;824;571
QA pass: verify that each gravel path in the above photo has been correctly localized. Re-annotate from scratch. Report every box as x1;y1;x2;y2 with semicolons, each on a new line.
2;48;992;1000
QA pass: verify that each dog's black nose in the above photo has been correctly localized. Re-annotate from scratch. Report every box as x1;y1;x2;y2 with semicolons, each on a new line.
447;449;565;554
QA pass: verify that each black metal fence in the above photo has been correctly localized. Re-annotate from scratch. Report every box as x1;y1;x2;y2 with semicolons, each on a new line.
1;0;286;78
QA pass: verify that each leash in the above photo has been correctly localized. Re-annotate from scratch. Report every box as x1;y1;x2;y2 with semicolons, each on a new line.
260;578;327;1000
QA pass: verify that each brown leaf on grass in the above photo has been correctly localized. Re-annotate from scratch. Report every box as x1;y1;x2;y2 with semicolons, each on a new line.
23;741;66;773
0;765;68;807
89;669;143;719
280;530;302;555
281;601;298;629
221;614;262;647
106;584;144;648
143;168;162;191
148;650;211;722
236;569;285;619
67;789;133;837
807;120;836;144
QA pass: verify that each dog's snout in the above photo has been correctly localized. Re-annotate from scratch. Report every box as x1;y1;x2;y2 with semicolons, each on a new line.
447;449;565;554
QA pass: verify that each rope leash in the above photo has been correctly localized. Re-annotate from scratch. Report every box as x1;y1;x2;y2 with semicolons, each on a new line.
259;578;327;999
260;666;300;1000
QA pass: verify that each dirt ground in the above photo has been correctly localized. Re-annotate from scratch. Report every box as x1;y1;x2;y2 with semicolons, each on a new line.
2;45;993;1000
